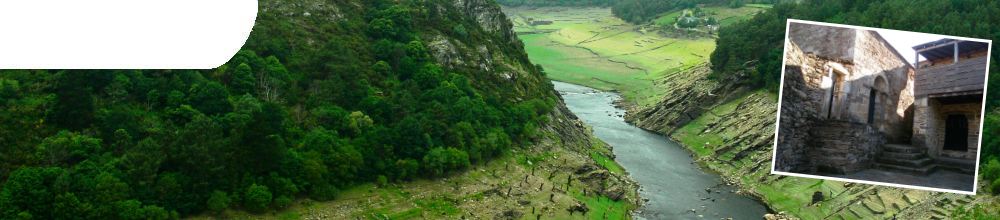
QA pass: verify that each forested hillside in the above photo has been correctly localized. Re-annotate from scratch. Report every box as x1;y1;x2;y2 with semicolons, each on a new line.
496;0;618;7
0;0;565;218
709;0;1000;164
496;0;775;24
710;0;1000;94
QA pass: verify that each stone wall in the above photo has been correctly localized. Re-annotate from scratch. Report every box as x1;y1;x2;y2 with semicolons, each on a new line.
776;22;914;173
808;120;886;174
787;22;856;62
784;24;915;141
845;31;915;143
912;97;938;151
774;41;827;172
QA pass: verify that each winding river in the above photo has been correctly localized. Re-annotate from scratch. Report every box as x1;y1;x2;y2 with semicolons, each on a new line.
554;81;767;219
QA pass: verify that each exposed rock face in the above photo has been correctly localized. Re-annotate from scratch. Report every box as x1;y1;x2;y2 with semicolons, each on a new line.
567;202;590;214
452;0;523;48
261;0;344;22
625;64;744;134
423;0;549;100
427;35;466;67
575;165;629;201
495;209;523;220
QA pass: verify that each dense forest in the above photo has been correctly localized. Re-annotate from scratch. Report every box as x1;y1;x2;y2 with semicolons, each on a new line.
710;0;1000;95
0;0;557;219
710;0;1000;211
495;0;776;24
495;0;619;7
612;0;717;23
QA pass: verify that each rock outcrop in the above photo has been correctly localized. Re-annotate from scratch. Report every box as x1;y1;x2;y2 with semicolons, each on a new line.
624;64;746;134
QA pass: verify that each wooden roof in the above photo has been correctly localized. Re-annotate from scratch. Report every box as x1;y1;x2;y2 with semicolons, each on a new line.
914;56;987;97
913;39;989;61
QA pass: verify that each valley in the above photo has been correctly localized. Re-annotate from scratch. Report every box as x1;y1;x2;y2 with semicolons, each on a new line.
505;4;985;220
505;6;717;107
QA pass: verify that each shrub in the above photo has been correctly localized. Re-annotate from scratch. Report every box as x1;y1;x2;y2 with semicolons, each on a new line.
206;190;231;214
244;184;272;213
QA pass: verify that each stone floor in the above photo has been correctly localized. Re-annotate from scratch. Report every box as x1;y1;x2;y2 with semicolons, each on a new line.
823;168;975;192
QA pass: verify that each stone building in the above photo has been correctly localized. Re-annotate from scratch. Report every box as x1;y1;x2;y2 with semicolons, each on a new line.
911;39;988;173
775;22;985;179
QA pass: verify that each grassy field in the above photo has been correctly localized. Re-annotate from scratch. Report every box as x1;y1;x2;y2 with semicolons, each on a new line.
702;6;767;27
520;33;647;93
505;6;717;107
654;10;686;26
653;5;768;28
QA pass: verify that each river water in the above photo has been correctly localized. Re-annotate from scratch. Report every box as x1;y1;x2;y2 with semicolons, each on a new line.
554;81;767;219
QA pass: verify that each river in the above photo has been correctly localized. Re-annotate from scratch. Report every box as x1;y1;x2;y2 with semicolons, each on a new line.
554;81;767;219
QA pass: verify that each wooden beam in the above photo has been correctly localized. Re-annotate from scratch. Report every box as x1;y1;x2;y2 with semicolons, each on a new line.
954;41;959;64
915;40;960;54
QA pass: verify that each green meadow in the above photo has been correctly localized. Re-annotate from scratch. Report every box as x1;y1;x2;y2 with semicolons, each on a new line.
507;7;716;107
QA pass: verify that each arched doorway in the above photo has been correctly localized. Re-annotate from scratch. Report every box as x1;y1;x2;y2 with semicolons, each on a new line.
868;76;888;124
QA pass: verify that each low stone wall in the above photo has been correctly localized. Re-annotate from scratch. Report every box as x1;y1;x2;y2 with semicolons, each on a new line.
808;120;886;174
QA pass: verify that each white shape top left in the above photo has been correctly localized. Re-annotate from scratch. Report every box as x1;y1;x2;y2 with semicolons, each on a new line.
0;0;258;69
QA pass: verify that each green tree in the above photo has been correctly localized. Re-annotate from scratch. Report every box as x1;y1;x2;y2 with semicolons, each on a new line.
244;184;272;213
348;111;374;136
422;147;471;176
187;82;231;115
301;128;363;185
106;73;132;103
48;71;95;130
206;190;231;214
34;131;102;165
0;167;65;219
231;63;256;95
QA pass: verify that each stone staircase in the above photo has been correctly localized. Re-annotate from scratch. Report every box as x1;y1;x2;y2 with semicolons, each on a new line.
875;144;937;175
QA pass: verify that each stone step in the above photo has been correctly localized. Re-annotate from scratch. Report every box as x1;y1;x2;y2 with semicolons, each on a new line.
876;163;937;175
936;156;976;174
880;152;925;160
883;144;925;154
877;157;933;167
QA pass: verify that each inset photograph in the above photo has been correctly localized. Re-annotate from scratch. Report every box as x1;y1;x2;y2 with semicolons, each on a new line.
772;20;991;194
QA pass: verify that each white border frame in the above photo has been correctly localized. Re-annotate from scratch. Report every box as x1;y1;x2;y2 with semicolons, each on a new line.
769;19;993;195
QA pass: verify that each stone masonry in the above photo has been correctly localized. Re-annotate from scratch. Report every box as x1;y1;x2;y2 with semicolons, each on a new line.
777;22;915;174
777;22;985;177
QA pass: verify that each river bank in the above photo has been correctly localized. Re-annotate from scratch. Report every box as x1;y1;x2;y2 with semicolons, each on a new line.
555;81;767;219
